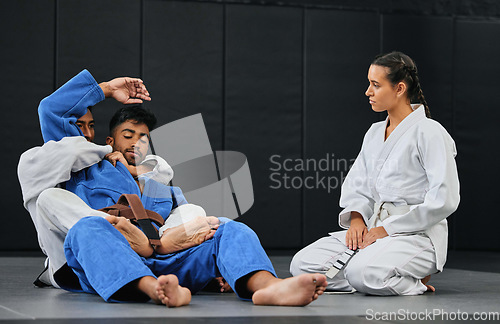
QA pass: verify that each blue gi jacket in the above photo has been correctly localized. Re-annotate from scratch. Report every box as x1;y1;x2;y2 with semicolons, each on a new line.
38;69;187;219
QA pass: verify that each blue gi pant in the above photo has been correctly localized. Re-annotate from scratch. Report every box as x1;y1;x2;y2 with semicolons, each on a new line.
63;217;276;302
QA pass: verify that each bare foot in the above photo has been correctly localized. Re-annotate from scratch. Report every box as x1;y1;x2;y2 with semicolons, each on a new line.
252;274;327;306
154;275;192;307
421;275;435;292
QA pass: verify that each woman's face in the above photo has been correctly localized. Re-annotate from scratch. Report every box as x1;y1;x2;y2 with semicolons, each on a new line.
365;64;399;113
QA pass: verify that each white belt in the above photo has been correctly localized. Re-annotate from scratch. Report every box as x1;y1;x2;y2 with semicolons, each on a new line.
368;202;411;229
326;202;412;279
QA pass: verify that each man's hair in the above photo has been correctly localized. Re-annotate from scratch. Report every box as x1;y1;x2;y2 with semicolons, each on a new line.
109;105;157;135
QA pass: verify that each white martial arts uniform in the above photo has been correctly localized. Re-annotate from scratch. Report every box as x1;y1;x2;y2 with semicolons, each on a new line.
290;105;460;295
18;136;174;287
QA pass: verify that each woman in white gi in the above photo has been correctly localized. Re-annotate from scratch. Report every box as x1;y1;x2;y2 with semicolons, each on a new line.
290;51;460;295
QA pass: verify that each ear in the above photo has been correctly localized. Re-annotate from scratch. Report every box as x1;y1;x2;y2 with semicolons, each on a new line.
106;136;114;146
395;81;407;97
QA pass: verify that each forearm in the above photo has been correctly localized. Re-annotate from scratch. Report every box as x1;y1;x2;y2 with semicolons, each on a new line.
99;81;113;98
382;200;456;236
155;227;197;255
339;207;372;229
155;216;217;255
350;212;365;224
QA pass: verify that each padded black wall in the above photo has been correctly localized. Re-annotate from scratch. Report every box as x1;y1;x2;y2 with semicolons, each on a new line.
453;19;500;250
224;5;304;247
2;1;55;251
303;9;380;245
2;0;500;252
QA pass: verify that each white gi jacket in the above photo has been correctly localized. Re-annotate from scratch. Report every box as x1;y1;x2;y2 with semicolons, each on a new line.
338;105;460;271
18;136;174;258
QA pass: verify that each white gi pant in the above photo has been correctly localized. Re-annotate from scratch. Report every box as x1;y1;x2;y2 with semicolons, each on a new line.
290;204;438;296
36;188;108;288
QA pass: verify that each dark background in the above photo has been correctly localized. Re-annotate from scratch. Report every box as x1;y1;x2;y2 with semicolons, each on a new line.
2;0;499;252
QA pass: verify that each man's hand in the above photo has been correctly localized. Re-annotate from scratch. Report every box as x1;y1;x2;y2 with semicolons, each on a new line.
105;151;138;177
155;216;220;255
215;277;233;293
104;151;153;178
99;77;151;104
105;151;128;167
106;215;154;257
359;226;388;249
345;212;367;250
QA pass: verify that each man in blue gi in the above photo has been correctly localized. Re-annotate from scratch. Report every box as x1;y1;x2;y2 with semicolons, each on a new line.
26;70;327;306
62;104;327;306
20;71;186;306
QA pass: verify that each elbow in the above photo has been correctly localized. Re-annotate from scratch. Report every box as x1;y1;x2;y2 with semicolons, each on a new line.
447;192;460;216
38;98;56;142
429;181;460;217
445;182;460;215
38;96;51;118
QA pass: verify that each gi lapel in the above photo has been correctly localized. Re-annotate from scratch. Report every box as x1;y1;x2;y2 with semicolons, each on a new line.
370;105;426;200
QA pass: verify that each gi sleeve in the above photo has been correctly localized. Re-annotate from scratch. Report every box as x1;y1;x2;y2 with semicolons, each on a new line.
381;123;460;235
137;155;174;186
18;136;112;209
38;69;104;143
338;126;376;229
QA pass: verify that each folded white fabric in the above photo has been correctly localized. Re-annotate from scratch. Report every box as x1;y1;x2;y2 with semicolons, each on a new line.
158;204;206;236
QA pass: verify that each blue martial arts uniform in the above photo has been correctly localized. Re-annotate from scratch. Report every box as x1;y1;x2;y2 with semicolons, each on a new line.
39;69;186;213
39;70;276;301
39;69;104;142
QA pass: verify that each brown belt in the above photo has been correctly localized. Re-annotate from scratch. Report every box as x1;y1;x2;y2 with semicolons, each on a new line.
99;194;164;247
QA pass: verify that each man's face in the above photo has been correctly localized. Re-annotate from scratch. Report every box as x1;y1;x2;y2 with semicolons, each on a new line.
106;120;150;166
76;109;95;142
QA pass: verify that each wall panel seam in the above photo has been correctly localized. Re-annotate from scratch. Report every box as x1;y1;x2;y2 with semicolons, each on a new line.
140;0;145;79
222;4;227;151
450;15;457;251
53;0;59;90
300;7;307;246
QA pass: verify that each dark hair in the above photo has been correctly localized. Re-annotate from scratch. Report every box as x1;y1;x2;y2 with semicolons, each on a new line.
372;51;431;118
109;105;157;135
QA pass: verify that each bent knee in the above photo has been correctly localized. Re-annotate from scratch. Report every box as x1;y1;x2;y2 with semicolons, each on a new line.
68;216;111;238
37;188;65;211
223;220;250;231
290;246;328;276
290;249;309;275
345;262;393;295
220;220;257;237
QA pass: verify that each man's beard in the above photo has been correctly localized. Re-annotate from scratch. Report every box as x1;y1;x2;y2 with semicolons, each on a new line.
124;150;142;166
126;157;137;166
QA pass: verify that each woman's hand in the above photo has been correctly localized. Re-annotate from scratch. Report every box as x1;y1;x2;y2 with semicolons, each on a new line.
359;226;388;249
345;212;367;250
